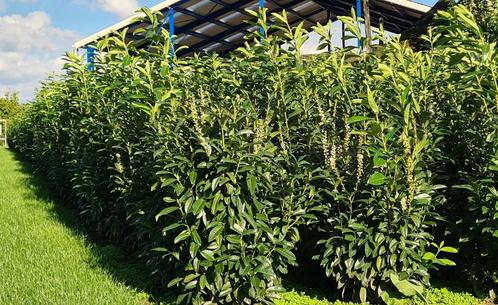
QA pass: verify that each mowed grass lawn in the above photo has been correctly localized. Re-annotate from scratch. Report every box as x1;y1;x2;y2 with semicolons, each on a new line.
0;147;486;305
0;148;147;305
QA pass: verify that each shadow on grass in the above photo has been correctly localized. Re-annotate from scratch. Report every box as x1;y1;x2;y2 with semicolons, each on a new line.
10;150;174;305
8;150;484;305
5;150;367;305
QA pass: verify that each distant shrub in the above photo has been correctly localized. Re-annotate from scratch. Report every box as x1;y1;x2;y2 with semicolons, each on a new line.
0;91;21;121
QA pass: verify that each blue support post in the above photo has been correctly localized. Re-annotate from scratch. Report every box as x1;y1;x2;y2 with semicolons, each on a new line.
356;0;362;48
259;0;265;39
169;7;175;58
86;47;95;71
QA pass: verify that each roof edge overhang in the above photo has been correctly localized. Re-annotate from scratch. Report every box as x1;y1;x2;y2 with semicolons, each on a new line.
73;0;431;50
381;0;431;13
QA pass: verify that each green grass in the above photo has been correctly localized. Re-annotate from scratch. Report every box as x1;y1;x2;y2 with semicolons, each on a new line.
0;147;487;305
386;288;485;305
0;148;148;305
275;287;485;305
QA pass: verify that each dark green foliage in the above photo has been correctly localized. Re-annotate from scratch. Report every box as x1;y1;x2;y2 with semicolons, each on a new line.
10;10;313;305
460;0;498;41
298;18;445;303
8;4;498;305
426;6;498;296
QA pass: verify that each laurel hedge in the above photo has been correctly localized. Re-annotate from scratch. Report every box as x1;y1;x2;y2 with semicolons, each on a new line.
9;4;498;304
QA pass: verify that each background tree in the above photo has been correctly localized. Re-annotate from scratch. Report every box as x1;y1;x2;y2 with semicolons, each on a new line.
460;0;498;40
402;0;498;48
0;91;22;121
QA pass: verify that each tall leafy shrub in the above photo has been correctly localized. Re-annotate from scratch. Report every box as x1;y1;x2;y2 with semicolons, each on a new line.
10;4;496;304
425;6;498;295
139;48;312;305
295;18;446;303
11;10;313;304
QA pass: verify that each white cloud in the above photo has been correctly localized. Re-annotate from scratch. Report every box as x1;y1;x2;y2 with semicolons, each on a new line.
0;11;80;101
0;52;63;84
74;0;140;18
0;12;78;52
96;0;140;18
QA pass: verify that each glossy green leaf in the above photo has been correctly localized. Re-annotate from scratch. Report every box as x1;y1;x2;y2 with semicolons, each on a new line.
367;172;387;186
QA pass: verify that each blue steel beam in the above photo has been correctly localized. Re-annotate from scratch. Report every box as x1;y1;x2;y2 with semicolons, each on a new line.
169;7;175;57
259;0;265;38
86;47;95;71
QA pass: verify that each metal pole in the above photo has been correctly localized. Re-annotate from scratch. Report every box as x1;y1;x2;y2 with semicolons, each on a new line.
356;0;362;49
342;21;346;49
327;10;331;52
379;17;385;45
259;0;265;39
0;120;7;148
169;7;175;58
363;0;372;52
86;47;95;71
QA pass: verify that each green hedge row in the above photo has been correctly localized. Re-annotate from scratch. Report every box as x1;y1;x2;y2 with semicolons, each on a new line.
9;5;498;304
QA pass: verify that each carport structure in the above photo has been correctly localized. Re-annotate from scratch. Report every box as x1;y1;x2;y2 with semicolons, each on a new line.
74;0;431;57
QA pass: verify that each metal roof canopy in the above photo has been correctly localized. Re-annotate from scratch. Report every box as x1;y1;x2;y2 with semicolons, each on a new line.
74;0;430;57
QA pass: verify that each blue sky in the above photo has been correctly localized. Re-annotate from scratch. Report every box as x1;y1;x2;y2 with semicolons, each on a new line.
0;0;438;101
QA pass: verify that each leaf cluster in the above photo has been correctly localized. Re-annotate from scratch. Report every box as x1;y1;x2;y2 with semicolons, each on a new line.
8;4;498;304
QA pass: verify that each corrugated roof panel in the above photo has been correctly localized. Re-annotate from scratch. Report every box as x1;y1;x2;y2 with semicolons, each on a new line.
74;0;431;56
